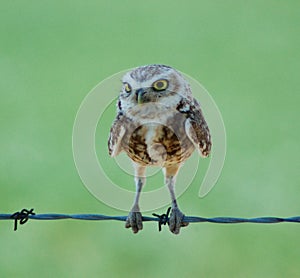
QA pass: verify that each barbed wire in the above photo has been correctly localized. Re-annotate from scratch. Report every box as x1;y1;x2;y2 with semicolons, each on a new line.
1;208;300;232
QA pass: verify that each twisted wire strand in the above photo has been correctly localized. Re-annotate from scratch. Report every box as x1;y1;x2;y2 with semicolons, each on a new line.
1;208;300;231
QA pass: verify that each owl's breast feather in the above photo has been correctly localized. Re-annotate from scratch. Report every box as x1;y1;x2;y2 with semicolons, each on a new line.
124;118;195;167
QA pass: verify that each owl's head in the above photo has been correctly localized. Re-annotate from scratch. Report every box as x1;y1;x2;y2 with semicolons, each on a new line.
118;64;192;113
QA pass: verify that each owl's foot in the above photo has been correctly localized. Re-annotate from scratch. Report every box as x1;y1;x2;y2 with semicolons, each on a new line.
168;208;189;234
125;211;143;233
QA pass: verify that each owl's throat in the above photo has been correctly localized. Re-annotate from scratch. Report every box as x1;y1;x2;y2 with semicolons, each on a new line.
127;102;172;121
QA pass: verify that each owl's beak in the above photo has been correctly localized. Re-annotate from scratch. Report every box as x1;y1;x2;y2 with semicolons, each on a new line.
136;88;147;104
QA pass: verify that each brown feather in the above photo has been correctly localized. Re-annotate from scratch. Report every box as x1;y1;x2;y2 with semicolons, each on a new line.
177;98;212;157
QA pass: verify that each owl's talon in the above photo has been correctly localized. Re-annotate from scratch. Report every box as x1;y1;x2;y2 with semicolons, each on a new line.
125;211;143;233
168;208;189;234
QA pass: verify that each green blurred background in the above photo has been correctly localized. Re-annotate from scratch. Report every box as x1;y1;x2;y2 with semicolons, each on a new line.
1;1;300;277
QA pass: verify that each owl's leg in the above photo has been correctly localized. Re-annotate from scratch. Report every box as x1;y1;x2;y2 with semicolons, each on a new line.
125;163;146;233
163;165;189;234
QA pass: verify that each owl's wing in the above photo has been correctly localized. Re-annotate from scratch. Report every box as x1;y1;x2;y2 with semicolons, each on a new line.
108;114;126;157
179;98;212;157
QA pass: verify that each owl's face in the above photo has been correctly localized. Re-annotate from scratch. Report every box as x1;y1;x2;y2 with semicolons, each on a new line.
118;65;192;113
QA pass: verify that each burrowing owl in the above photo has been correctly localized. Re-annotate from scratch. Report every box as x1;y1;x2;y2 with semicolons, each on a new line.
108;64;211;234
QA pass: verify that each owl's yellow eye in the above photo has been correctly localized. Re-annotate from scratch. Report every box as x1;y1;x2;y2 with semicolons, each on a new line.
124;82;132;93
152;79;169;91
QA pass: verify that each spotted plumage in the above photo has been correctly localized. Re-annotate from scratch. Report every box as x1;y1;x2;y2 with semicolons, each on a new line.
108;64;211;234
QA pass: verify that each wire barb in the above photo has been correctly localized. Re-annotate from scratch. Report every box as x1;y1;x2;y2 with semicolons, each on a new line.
10;208;35;231
152;207;171;232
